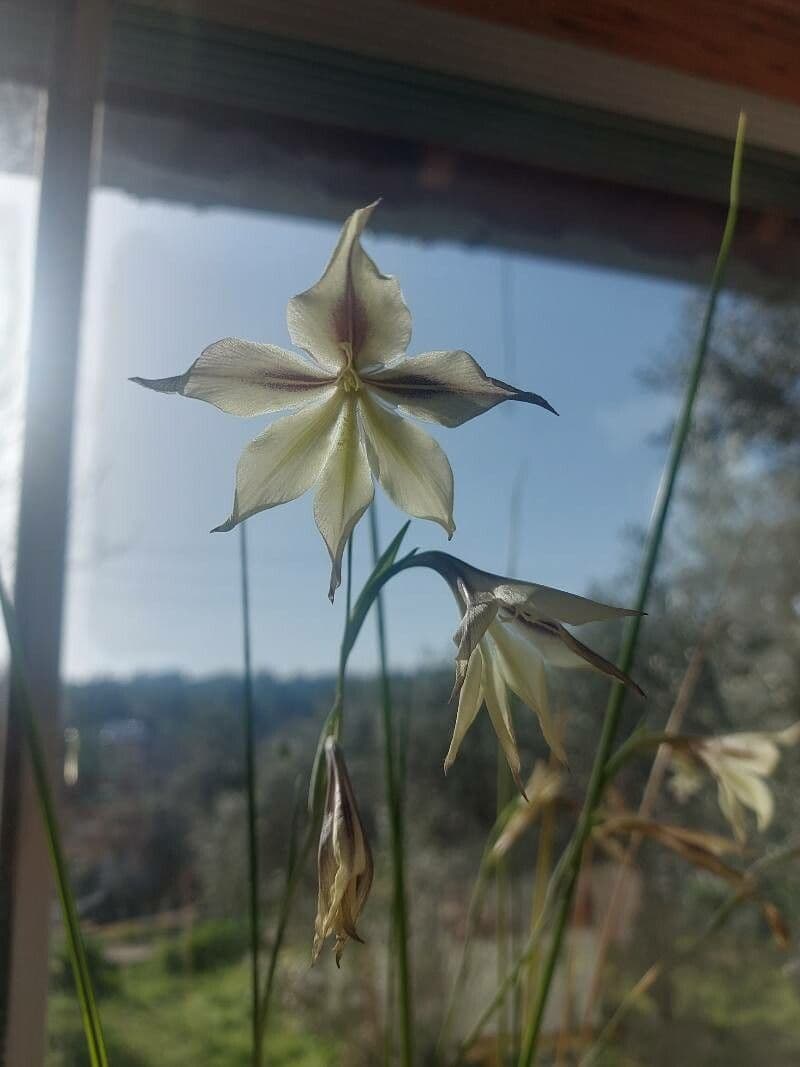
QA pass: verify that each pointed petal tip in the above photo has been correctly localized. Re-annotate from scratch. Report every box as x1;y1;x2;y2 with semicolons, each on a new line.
129;374;184;395
519;389;558;416
328;568;340;603
552;746;570;773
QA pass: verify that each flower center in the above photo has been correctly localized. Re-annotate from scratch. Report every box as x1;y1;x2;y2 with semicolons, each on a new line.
337;342;361;393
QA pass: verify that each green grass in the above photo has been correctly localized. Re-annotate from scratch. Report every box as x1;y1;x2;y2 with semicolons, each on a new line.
595;946;800;1067
47;931;339;1067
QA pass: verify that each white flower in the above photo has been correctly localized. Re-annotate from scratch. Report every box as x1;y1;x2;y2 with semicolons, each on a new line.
133;202;555;598
313;738;374;966
669;723;800;843
421;553;643;788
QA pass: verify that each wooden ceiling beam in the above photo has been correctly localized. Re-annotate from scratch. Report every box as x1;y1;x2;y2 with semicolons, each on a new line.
417;1;800;108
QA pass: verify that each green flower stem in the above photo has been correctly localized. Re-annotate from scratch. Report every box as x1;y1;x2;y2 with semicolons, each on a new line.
517;112;747;1067
239;523;262;1067
0;572;108;1067
368;507;414;1067
601;730;694;785
257;778;306;1049
495;755;513;1065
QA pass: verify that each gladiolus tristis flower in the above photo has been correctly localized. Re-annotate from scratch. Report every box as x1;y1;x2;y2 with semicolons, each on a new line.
420;553;643;789
669;723;800;843
133;201;556;599
313;737;374;965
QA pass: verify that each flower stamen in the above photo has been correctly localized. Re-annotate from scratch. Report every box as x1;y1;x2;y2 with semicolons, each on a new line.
338;341;361;393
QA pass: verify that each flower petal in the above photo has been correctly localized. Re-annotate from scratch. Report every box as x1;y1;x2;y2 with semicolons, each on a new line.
287;201;411;373
775;721;800;748
444;649;483;774
131;339;335;416
440;559;641;625
716;734;780;776
716;778;749;844
488;622;567;764
363;349;557;427
481;643;524;792
212;391;342;532
520;585;641;626
669;755;705;802
518;618;645;698
451;590;498;702
717;762;775;833
313;395;374;601
359;392;455;536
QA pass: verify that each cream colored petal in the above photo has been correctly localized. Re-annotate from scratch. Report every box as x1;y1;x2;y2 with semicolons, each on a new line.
447;561;640;625
716;734;780;776
716;778;749;844
286;201;411;373
451;597;498;701
213;391;342;532
775;721;800;748
362;349;556;427
488;622;567;764
520;585;641;626
444;649;483;774
668;755;705;803
313;395;374;601
717;762;774;833
359;392;455;536
481;643;523;791
132;339;335;416
517;618;645;698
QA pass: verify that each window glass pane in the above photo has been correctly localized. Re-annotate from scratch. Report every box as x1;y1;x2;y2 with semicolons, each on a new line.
0;78;43;772
40;23;800;1067
52;148;695;1066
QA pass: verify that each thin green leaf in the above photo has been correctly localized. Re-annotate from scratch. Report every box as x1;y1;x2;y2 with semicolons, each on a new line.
0;572;108;1067
516;112;748;1067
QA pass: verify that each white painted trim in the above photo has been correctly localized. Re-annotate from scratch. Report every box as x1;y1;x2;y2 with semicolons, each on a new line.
143;0;800;156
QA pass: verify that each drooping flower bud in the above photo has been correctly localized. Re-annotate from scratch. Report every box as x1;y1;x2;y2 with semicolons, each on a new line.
313;737;374;966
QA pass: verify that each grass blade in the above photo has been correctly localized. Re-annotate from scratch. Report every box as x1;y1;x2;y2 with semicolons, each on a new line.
517;112;748;1067
0;571;108;1067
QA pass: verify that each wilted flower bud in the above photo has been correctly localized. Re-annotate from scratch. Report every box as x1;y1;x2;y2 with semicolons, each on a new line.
313;737;374;966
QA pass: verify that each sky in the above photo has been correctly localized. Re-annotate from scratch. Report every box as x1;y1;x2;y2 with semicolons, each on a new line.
1;175;695;681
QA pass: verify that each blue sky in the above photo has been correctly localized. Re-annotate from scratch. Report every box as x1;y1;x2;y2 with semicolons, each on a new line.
2;177;695;680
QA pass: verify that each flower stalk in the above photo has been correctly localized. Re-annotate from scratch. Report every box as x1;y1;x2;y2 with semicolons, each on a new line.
239;523;262;1066
517;111;747;1067
368;506;414;1067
